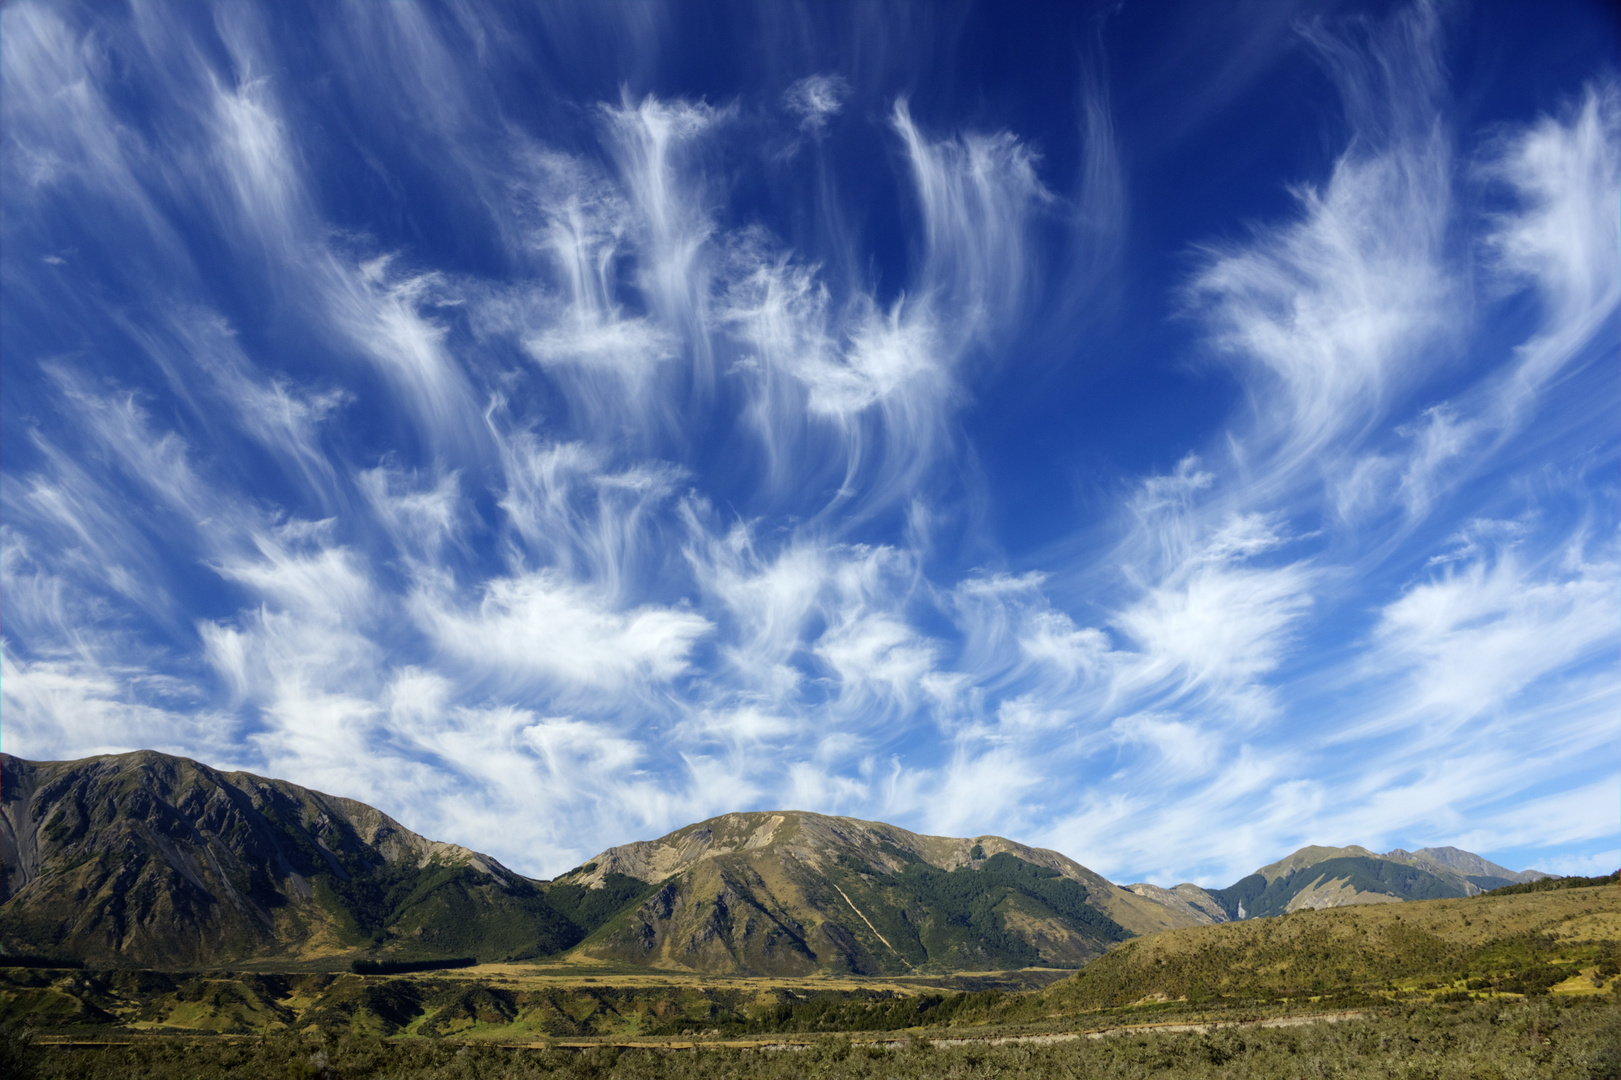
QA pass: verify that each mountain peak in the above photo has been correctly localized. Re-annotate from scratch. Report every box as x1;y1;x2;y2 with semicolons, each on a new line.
1152;841;1560;924
561;810;1017;890
0;751;569;968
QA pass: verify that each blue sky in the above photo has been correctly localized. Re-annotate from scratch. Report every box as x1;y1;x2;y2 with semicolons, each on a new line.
3;0;1617;887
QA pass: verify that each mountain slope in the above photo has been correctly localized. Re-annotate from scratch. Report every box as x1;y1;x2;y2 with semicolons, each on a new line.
1137;844;1556;923
1404;846;1551;888
557;812;1202;976
0;752;593;968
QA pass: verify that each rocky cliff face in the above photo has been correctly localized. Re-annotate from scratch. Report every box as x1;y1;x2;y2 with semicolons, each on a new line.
0;752;577;968
558;812;1206;976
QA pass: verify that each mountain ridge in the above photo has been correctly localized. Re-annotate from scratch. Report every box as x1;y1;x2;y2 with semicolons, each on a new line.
0;750;1560;973
0;751;593;968
1128;843;1553;925
552;809;1201;975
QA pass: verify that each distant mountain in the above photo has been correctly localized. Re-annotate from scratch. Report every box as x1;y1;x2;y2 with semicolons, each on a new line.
0;752;618;968
554;811;1203;975
1128;844;1555;923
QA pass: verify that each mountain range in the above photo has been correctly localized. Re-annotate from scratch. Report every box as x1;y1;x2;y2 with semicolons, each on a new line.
0;751;1554;972
1123;843;1549;926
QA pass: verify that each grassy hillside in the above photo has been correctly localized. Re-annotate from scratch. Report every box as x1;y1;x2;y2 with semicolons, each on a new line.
814;849;1132;970
1212;855;1462;918
0;965;969;1040
1032;884;1619;1013
1485;871;1619;897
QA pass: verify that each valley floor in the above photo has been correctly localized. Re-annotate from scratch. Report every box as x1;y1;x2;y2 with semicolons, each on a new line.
5;998;1618;1079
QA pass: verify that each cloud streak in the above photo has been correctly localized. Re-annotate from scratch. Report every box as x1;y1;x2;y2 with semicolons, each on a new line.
1;0;1613;887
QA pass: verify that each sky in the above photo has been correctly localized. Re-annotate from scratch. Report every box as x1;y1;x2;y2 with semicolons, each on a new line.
2;0;1617;888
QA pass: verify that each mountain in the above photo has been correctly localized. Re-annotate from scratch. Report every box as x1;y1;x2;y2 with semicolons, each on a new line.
0;752;609;968
1;749;1560;976
1128;844;1555;923
2;752;1204;973
553;811;1202;976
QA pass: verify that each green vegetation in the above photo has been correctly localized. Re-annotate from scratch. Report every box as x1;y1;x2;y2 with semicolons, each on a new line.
318;862;593;962
1027;884;1618;1014
718;989;1006;1035
824;850;1131;971
544;875;659;946
5;878;1611;1044
0;967;969;1040
1211;856;1466;919
3;999;1617;1079
1486;871;1620;897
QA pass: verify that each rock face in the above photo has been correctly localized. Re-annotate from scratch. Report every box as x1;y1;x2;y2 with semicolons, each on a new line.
0;752;582;968
558;811;1204;976
1140;844;1556;922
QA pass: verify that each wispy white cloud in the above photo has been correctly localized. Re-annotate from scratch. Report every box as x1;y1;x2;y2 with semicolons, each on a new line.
511;149;678;409
784;75;849;134
602;94;724;360
2;0;1614;888
358;466;463;565
0;641;237;764
893;99;1051;335
715;104;1050;522
1356;80;1621;522
1361;529;1618;737
1113;509;1313;713
411;568;711;694
1486;81;1621;400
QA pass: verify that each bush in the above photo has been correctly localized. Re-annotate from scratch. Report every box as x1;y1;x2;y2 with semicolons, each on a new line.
23;1001;1621;1079
0;1021;38;1080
